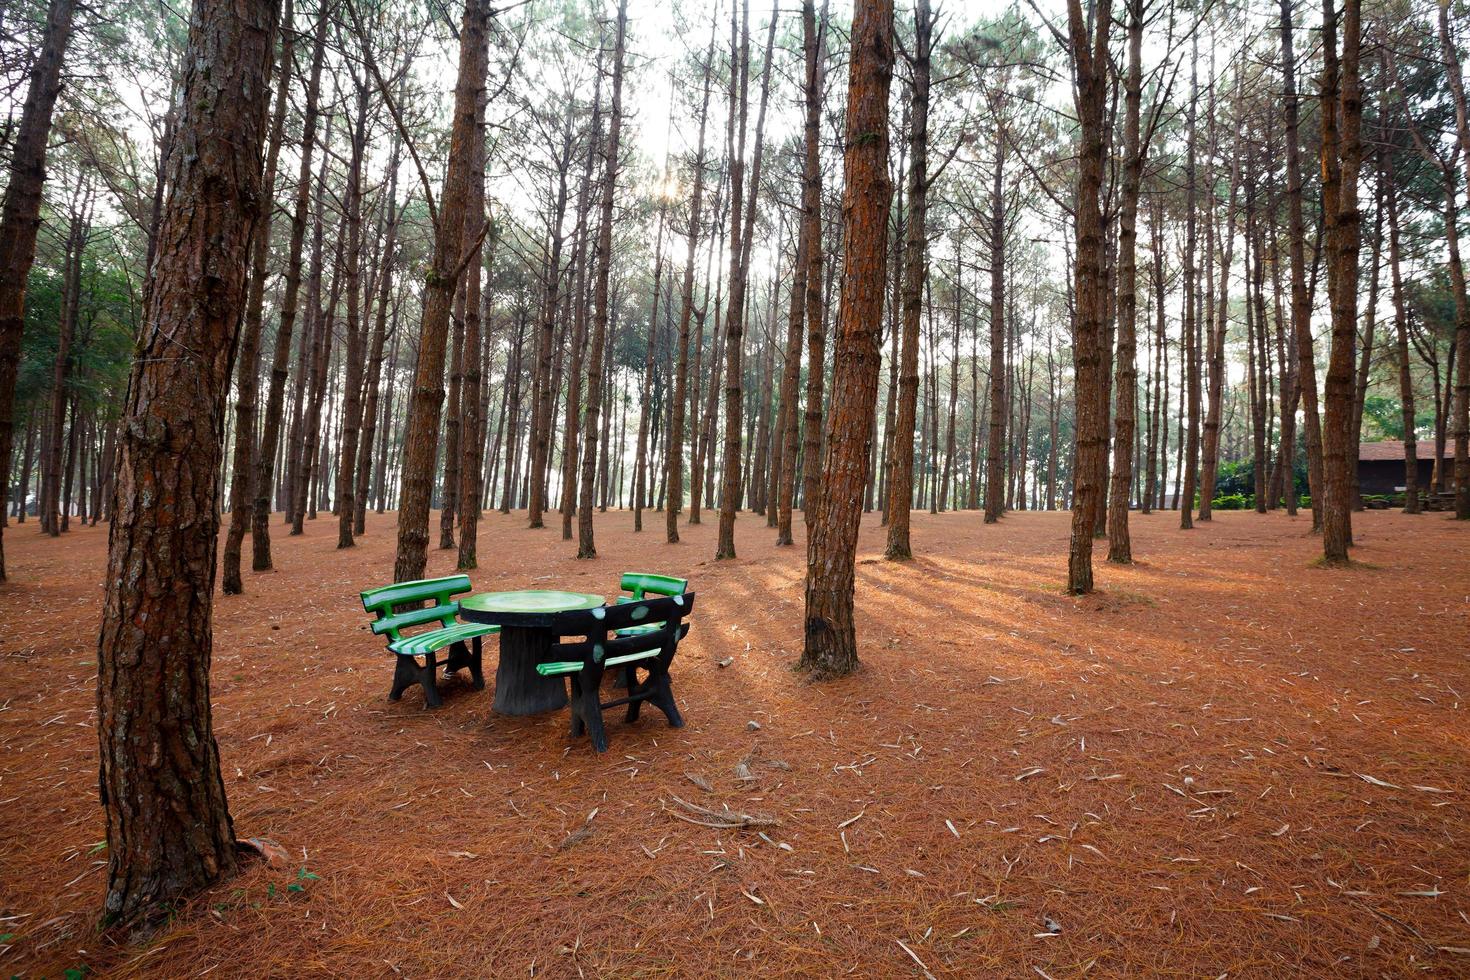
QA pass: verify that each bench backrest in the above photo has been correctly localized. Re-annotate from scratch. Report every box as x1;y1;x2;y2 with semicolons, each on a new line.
552;592;696;666
360;574;472;642
620;572;688;600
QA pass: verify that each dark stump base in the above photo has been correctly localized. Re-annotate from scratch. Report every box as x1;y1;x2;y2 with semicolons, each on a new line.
492;626;569;715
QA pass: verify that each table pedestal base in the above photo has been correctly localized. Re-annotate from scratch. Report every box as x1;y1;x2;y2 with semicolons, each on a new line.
492;626;569;715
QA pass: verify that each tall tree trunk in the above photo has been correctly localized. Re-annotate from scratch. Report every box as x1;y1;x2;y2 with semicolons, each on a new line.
253;9;326;569
884;0;932;559
356;138;401;536
528;129;575;531
283;113;331;526
1107;0;1146;563
293;217;344;533
1319;0;1362;561
667;10;719;544
439;280;467;548
716;0;778;559
800;0;892;677
1180;39;1200;530
500;305;527;512
457;83;488;570
0;0;75;579
800;2;830;532
1350;168;1382;511
1065;0;1111;594
44;202;87;536
392;0;490;583
984;133;1007;524
1144;198;1165;514
335;81;370;549
97;0;278;926
1384;107;1419;513
561;62;603;539
223;0;294;590
635;177;670;532
373;309;401;514
775;4;820;544
1281;0;1325;530
575;0;626;559
1249;198;1271;513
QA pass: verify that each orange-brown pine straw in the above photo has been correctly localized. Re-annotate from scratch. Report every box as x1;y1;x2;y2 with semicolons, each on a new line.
1;508;1467;976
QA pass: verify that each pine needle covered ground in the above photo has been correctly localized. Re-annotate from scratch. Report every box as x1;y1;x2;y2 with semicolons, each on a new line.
1;509;1467;976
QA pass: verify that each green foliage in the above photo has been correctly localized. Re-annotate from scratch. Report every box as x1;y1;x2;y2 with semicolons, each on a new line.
18;239;136;424
1210;493;1250;510
286;866;321;895
1214;454;1308;499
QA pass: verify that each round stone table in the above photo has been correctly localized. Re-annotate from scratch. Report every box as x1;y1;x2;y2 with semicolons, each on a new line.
459;590;605;715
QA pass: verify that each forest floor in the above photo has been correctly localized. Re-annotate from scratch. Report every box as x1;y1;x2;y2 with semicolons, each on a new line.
1;506;1468;978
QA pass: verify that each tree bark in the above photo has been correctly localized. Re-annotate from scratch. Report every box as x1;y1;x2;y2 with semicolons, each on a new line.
253;9;327;569
457;84;489;570
356;134;401;536
800;0;892;678
1107;0;1146;563
1064;0;1112;594
775;5;818;546
1318;0;1362;562
97;0;279;927
666;9;720;544
527;123;575;531
1281;0;1325;530
335;81;370;549
984;131;1007;524
222;0;294;591
799;0;830;530
576;0;626;559
884;0;932;560
1383;100;1419;513
716;0;778;560
392;0;490;583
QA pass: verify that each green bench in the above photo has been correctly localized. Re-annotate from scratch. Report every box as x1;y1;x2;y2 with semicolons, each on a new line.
536;590;695;753
360;574;499;708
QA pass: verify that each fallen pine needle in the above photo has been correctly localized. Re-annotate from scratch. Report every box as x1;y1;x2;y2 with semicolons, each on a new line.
895;939;934;978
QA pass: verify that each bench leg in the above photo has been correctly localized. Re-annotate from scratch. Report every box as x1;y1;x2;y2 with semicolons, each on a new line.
648;671;683;729
468;636;485;690
569;673;608;752
623;666;643;723
418;652;443;709
389;656;417;702
567;678;585;739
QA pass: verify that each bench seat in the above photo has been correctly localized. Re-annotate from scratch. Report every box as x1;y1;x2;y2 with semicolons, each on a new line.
389;622;498;657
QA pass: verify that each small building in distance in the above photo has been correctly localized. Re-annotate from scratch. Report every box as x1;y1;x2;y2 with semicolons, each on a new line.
1357;439;1450;496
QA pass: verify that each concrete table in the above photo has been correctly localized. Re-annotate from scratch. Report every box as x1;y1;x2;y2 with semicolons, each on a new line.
459;590;605;715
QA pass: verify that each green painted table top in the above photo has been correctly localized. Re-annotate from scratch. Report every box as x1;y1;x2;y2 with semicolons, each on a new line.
461;590;605;615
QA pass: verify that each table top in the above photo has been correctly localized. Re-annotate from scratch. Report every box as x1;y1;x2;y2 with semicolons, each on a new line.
461;590;605;615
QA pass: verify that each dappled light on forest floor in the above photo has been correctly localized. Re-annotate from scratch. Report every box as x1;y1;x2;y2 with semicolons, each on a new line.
1;508;1467;976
